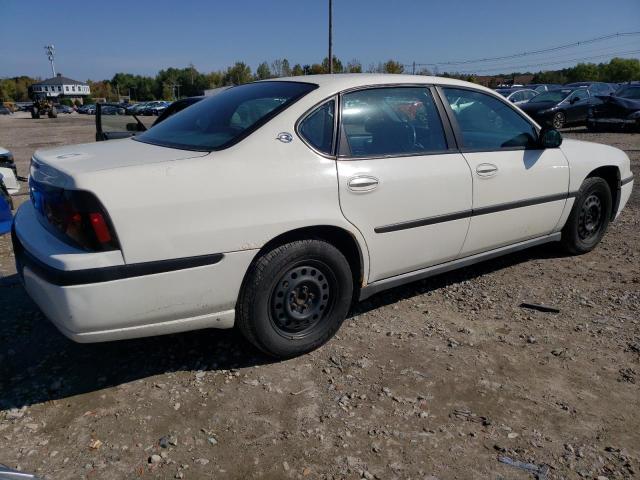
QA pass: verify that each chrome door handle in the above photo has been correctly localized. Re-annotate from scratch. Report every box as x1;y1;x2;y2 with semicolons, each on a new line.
476;163;498;177
347;175;379;192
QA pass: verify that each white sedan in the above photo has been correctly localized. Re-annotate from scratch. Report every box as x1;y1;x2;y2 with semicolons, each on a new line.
13;75;634;358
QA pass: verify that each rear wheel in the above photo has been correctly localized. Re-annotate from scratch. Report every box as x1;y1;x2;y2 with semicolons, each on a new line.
48;107;57;118
237;239;353;358
32;108;40;119
561;177;612;254
552;111;565;129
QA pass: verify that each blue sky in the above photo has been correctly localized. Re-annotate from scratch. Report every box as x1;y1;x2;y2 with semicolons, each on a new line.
0;0;638;80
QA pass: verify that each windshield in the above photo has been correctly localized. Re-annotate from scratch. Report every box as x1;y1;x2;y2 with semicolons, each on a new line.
616;87;640;99
136;81;317;151
528;89;573;103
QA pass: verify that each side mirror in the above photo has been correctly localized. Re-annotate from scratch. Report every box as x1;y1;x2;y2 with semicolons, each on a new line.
539;128;562;148
569;96;579;104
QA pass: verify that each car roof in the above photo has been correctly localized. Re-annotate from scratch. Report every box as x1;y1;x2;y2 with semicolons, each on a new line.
263;73;498;96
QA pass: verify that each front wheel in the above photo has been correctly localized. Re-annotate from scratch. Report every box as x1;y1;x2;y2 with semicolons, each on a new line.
552;111;565;129
236;239;354;358
561;177;612;254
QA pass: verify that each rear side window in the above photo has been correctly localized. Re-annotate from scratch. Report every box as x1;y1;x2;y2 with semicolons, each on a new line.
443;87;537;150
298;100;335;155
136;81;317;151
339;87;447;157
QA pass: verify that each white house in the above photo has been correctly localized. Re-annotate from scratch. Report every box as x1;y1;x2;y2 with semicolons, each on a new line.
30;73;90;99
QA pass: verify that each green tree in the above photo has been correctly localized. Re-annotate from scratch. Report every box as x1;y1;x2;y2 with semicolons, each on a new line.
291;64;304;76
565;63;600;83
602;57;640;82
255;62;272;80
531;70;567;84
0;79;16;101
322;56;344;73
383;60;404;74
281;59;292;77
346;59;362;73
224;62;253;85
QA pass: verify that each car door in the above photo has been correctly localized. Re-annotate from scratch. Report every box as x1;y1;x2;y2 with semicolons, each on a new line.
335;86;472;282
439;86;569;256
564;88;591;124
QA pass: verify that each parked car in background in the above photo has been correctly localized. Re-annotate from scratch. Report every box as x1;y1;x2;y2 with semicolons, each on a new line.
519;87;596;128
13;75;633;358
77;104;95;114
55;104;74;114
525;84;563;93
96;97;205;140
0;106;12;115
495;88;538;105
0;146;18;179
0;146;20;217
142;101;171;116
0;180;14;235
565;82;615;96
587;84;640;132
101;105;125;115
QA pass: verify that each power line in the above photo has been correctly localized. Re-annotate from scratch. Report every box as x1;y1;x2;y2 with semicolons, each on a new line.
448;40;640;72
453;49;640;74
408;31;640;68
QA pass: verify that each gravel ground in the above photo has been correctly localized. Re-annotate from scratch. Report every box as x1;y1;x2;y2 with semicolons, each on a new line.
0;112;638;480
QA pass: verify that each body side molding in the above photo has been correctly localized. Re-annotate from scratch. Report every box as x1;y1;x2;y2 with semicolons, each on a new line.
375;192;578;234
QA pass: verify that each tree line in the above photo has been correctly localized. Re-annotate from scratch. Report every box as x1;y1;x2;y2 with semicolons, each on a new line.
1;57;638;103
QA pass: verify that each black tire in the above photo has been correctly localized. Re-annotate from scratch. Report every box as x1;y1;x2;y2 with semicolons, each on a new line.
561;177;612;254
552;111;565;129
48;108;57;118
237;239;353;358
32;108;40;119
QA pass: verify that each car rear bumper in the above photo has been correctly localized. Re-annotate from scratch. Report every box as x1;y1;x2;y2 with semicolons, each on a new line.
12;205;257;342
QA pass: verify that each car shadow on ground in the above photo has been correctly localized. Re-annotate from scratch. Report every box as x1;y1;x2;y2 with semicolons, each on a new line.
0;242;568;411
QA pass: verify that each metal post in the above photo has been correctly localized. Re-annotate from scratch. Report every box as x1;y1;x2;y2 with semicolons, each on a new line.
328;0;333;74
44;45;56;77
412;61;416;75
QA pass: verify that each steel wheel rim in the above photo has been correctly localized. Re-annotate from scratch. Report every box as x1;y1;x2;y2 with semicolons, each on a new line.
269;261;335;338
578;193;603;240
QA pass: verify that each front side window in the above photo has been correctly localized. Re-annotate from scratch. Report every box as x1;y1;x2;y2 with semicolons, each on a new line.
443;87;537;150
298;100;335;155
523;90;537;101
568;89;588;102
510;91;524;103
339;87;447;157
136;81;317;151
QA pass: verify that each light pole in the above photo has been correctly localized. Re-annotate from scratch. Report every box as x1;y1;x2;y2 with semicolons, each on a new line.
44;45;56;77
328;0;333;74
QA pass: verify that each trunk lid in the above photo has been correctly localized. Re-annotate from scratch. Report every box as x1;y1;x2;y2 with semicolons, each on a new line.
31;138;209;187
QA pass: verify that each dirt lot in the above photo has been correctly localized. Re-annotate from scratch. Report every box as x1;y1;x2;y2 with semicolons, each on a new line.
0;112;638;480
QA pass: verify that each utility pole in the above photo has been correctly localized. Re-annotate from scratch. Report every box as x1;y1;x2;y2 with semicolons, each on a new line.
328;0;333;74
412;61;416;75
44;45;56;77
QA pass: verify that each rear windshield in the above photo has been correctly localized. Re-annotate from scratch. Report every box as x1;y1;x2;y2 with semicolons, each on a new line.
135;81;317;151
528;89;573;103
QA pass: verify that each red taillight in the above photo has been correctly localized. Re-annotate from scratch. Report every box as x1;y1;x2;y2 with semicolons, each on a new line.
89;213;112;244
30;180;119;251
